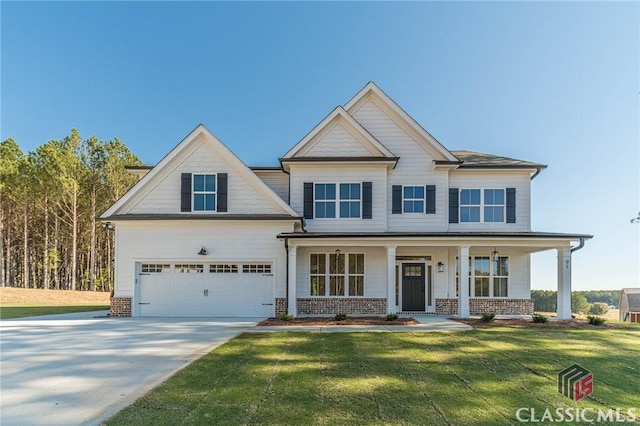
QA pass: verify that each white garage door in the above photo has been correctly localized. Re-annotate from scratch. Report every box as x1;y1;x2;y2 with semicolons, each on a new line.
138;263;274;317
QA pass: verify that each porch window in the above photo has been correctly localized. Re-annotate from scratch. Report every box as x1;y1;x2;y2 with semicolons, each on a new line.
493;257;509;297
309;253;365;297
473;257;490;297
456;255;509;297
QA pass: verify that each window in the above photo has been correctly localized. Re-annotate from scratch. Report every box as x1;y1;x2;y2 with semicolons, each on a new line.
175;264;204;273
315;183;336;218
210;264;238;273
460;189;481;222
460;189;505;223
242;264;272;274
403;186;424;213
141;264;171;273
484;189;505;222
314;183;361;219
193;174;216;211
309;253;365;297
456;255;509;297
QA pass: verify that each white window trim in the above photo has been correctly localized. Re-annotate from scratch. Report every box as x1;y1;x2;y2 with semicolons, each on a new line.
309;252;366;297
456;255;509;298
459;188;505;223
313;182;362;220
402;185;426;214
192;173;217;212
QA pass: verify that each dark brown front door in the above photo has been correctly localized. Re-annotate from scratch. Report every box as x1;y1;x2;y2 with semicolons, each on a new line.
402;263;425;311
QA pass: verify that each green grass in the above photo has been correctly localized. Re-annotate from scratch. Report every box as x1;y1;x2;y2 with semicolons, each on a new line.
0;305;108;319
106;328;640;426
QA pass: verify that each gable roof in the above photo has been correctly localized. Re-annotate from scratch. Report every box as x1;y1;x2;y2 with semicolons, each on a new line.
281;106;396;161
344;82;459;162
450;150;548;169
101;124;300;219
621;288;640;312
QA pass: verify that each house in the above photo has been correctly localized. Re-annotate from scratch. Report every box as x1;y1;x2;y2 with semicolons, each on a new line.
101;82;592;319
619;288;640;322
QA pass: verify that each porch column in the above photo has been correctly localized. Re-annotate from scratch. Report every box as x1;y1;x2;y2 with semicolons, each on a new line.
386;245;397;314
288;243;297;316
557;247;572;320
458;245;470;318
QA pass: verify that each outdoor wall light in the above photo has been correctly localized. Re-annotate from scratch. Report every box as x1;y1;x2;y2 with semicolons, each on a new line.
335;248;341;256
198;246;208;256
437;262;445;272
491;248;500;263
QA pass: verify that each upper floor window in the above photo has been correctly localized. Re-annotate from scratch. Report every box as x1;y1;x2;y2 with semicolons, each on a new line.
314;183;361;219
460;189;504;223
403;186;425;213
193;174;216;211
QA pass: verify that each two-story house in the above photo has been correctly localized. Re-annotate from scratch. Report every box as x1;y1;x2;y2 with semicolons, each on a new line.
101;82;591;319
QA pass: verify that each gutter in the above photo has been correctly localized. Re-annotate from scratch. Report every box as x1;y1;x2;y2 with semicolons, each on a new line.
571;236;587;253
531;167;543;180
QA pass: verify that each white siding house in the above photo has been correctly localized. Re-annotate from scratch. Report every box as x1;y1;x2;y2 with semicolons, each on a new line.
102;82;591;319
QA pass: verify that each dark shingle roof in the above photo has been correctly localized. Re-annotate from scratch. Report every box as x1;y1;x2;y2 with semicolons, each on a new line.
450;150;547;169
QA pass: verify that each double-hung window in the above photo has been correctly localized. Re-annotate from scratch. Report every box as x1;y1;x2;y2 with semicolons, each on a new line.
460;189;505;223
456;255;509;297
473;257;490;297
493;257;509;297
309;253;365;297
403;186;425;213
314;183;361;218
315;184;336;218
460;189;481;222
193;174;216;211
484;189;505;222
339;183;361;218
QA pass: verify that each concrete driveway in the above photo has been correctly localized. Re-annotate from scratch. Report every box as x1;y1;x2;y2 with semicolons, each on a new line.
0;312;261;425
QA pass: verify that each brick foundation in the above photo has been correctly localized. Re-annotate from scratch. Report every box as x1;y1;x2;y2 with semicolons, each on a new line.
110;297;132;317
275;298;287;317
297;298;387;315
435;298;534;315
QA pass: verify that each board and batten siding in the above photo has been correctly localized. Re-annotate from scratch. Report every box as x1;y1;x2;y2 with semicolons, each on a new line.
448;171;531;231
295;246;387;298
128;137;283;215
254;170;290;203
289;164;387;232
351;99;449;231
113;221;295;304
303;122;376;157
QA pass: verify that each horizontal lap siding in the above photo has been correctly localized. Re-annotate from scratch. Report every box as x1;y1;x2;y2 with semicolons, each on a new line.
448;171;531;231
289;165;386;231
352;100;448;231
254;170;290;203
295;246;387;298
114;221;294;300
304;122;374;156
129;137;282;215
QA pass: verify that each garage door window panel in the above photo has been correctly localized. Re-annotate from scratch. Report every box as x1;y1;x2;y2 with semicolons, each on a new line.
176;264;204;273
210;264;238;273
141;264;171;273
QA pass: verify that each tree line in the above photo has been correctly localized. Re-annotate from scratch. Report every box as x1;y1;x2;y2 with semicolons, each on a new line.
531;290;620;314
1;130;142;291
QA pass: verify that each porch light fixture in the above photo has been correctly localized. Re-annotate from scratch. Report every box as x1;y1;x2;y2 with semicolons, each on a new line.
335;248;341;256
437;262;444;273
491;248;499;263
198;246;208;256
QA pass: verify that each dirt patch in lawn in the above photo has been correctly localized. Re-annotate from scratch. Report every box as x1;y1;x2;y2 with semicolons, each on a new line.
455;318;638;330
258;316;419;326
0;287;110;306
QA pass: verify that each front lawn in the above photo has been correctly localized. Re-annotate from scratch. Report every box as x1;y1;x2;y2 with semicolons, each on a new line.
0;287;110;319
106;327;639;425
0;305;109;319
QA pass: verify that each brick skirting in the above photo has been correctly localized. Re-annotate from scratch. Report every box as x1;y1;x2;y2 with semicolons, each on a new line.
297;298;387;315
110;297;132;317
275;298;287;317
435;298;534;315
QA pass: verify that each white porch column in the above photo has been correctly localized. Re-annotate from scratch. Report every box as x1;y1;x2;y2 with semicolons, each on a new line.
458;246;470;318
288;243;297;316
557;247;572;320
386;245;397;314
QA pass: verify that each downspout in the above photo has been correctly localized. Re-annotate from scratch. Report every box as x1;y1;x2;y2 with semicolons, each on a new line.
571;237;586;253
530;168;542;180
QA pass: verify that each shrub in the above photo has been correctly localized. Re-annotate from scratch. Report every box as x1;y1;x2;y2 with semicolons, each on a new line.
334;313;347;321
386;313;399;321
532;313;548;323
589;302;609;316
571;294;590;314
586;315;606;326
280;314;295;321
481;312;496;322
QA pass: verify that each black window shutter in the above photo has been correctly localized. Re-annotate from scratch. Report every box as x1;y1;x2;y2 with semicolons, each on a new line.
181;173;192;212
506;188;516;223
362;182;372;219
392;185;402;214
303;182;314;219
448;188;459;223
425;185;436;214
217;173;228;212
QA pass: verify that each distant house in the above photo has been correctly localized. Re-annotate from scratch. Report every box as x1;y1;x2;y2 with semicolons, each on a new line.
619;288;640;323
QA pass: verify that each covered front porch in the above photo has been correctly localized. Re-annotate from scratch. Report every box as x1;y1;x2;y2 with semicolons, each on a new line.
279;232;592;319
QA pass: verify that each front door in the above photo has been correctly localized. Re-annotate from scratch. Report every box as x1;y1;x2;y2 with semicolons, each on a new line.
402;263;425;311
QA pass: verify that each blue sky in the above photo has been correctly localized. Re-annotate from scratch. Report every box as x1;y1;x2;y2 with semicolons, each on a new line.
2;2;638;291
